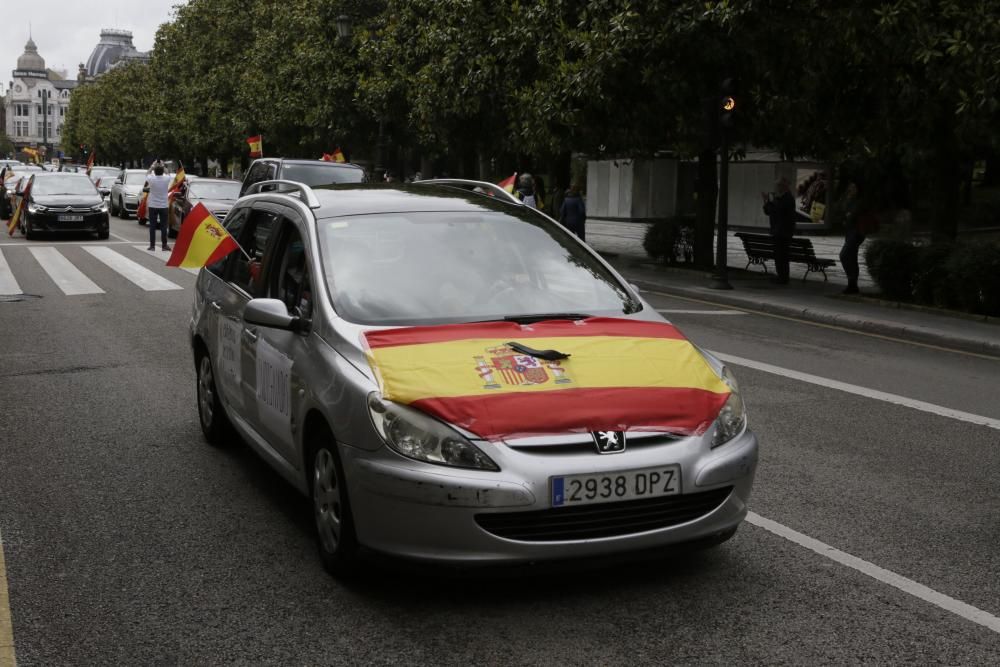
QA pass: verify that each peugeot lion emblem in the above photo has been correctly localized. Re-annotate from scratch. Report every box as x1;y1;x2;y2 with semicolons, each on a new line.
592;430;626;454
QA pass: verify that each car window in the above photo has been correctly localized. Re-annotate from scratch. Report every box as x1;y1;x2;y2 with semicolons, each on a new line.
316;210;640;326
228;208;279;295
189;181;241;200
206;207;249;277
279;163;364;187
268;224;313;321
30;176;98;196
242;162;270;195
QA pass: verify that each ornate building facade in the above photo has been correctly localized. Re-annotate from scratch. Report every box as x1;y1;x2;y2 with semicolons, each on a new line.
3;38;77;158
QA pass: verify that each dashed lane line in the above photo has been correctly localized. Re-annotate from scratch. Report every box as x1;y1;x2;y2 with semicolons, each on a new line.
712;351;1000;431
28;247;103;295
747;512;1000;635
0;530;16;666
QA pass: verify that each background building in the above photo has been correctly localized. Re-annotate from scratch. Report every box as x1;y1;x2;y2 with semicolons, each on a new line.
3;38;77;160
85;29;150;78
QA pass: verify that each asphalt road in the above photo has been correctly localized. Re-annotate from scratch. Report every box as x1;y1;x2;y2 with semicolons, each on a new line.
1;214;999;665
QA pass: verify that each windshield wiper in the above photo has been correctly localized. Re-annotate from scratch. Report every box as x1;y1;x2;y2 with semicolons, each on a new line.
499;313;592;324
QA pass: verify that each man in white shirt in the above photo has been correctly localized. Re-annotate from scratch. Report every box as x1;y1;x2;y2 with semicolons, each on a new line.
144;160;173;251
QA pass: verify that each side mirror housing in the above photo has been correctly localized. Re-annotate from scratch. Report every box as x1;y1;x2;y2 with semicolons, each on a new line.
243;298;300;332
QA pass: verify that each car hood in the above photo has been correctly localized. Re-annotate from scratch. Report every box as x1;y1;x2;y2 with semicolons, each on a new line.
32;194;103;207
353;316;731;441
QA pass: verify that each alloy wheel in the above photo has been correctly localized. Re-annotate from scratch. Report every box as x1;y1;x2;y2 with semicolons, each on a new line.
313;448;343;555
198;355;215;429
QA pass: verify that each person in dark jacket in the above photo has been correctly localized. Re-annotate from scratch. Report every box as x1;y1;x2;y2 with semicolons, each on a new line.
837;182;865;294
762;177;796;284
559;184;587;241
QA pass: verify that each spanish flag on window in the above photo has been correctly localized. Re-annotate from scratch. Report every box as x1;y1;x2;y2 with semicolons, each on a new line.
246;135;263;158
363;318;731;441
497;172;517;193
166;202;241;269
168;166;186;200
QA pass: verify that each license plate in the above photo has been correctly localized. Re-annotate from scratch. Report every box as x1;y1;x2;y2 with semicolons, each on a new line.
551;465;681;507
58;214;84;222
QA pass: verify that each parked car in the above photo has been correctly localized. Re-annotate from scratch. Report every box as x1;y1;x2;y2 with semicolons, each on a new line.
169;177;239;236
18;172;109;240
109;168;149;218
238;158;365;197
190;178;757;577
89;166;122;199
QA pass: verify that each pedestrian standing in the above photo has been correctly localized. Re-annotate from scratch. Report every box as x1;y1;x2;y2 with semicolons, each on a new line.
515;173;539;209
559;183;587;241
837;182;867;294
762;177;796;284
144;161;173;251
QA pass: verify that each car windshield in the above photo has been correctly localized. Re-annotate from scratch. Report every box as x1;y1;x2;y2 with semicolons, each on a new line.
317;210;640;326
281;163;364;187
31;176;98;196
91;168;119;178
124;171;147;184
189;181;240;200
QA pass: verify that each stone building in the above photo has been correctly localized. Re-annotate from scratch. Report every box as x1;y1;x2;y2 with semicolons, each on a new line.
3;38;77;158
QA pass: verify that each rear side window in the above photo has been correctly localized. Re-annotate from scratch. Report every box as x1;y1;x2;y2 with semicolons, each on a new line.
280;163;364;186
228;208;279;295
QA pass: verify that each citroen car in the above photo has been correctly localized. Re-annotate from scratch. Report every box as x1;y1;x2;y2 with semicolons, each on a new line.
19;172;109;240
189;179;757;576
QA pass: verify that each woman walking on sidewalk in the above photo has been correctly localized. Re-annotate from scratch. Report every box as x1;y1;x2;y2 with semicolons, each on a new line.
837;182;868;294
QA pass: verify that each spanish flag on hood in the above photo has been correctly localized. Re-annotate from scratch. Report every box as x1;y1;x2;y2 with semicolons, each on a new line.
363;318;731;441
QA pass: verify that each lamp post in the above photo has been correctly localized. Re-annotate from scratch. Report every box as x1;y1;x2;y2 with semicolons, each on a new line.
41;89;49;158
710;79;737;290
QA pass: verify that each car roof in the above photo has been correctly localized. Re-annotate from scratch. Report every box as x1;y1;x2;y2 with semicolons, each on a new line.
305;183;524;219
189;177;239;184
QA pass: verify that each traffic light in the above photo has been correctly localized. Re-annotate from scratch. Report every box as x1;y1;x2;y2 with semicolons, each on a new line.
719;78;738;129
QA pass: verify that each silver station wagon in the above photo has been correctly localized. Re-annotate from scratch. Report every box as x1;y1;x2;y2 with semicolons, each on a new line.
189;179;758;576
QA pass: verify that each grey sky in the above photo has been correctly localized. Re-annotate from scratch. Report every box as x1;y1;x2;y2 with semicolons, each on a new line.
1;0;186;92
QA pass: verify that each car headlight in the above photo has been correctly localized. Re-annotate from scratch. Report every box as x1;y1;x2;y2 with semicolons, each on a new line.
94;201;109;213
27;203;43;214
125;193;138;200
711;366;747;448
368;393;499;471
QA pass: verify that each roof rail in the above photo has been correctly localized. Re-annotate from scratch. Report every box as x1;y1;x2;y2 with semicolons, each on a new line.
414;178;522;205
245;179;321;208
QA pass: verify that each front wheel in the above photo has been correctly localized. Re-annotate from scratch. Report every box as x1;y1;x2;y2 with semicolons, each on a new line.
110;196;119;216
310;436;360;577
196;351;233;446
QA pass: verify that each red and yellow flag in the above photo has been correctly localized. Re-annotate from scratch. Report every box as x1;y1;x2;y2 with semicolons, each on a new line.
7;180;30;236
321;149;346;163
136;191;149;220
363;318;731;441
166;202;241;269
247;135;263;158
168;167;186;200
86;152;95;175
497;172;517;193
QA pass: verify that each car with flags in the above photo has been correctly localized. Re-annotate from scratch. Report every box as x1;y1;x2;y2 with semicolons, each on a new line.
169;177;239;236
238;158;365;197
89;166;122;199
15;172;110;240
188;179;758;576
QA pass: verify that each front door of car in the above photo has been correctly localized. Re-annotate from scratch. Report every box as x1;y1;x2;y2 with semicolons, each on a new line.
251;211;316;466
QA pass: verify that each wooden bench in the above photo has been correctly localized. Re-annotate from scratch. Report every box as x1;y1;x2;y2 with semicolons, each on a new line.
734;232;836;281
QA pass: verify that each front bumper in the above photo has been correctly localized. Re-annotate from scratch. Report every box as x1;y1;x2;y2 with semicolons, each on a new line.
340;430;758;564
26;211;109;233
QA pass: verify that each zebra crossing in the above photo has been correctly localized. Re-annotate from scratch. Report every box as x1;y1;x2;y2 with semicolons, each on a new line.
0;244;196;296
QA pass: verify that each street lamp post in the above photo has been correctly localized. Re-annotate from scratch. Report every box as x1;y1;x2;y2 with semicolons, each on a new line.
710;79;737;291
41;89;49;158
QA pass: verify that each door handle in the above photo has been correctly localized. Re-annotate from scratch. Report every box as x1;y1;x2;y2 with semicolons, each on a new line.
209;300;222;312
242;328;258;342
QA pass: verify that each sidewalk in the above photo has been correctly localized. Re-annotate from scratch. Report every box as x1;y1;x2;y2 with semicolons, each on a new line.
586;221;1000;357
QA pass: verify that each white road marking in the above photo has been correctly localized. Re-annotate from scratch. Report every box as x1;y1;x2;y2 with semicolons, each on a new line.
0;530;15;666
713;351;1000;431
747;512;1000;634
108;231;132;242
0;250;21;295
28;247;103;295
656;309;746;315
134;246;199;275
0;241;134;247
83;246;183;291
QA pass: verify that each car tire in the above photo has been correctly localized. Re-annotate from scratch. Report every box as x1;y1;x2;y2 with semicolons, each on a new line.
110;196;119;216
24;220;35;240
196;349;234;446
308;427;361;578
120;198;130;219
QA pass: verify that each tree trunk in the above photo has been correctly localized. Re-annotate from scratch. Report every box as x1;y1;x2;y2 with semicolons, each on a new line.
694;148;718;269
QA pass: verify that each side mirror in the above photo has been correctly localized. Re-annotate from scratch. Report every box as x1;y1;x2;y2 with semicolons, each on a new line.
243;298;300;332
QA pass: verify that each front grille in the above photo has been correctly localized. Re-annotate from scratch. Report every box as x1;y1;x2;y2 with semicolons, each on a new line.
507;434;684;455
475;486;732;541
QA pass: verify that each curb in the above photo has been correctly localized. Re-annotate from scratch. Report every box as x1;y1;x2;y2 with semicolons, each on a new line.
627;278;1000;359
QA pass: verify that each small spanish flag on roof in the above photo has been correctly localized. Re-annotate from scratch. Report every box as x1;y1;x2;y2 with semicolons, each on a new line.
497;172;517;193
363;318;731;441
86;151;95;176
246;135;263;158
167;202;241;269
